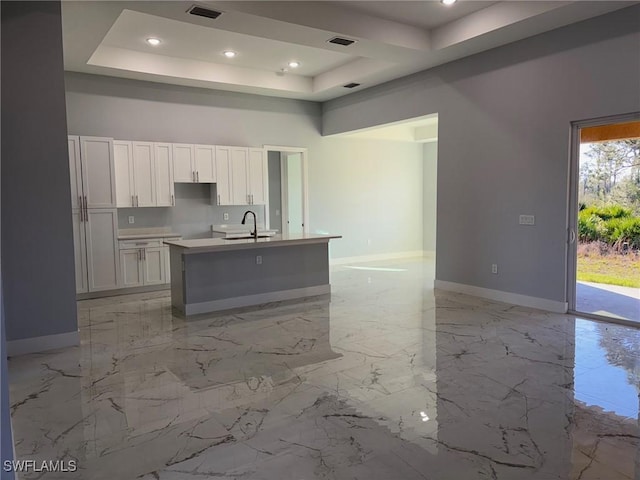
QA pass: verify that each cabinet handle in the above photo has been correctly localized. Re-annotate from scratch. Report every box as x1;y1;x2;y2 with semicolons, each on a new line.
171;194;174;206
197;171;199;182
84;195;88;221
131;195;135;208
217;194;220;205
138;249;142;261
251;194;254;204
192;171;195;182
79;196;84;222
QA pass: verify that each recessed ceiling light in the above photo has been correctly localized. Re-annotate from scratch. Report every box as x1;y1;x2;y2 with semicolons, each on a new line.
441;0;457;5
288;61;300;68
146;37;161;46
223;50;236;58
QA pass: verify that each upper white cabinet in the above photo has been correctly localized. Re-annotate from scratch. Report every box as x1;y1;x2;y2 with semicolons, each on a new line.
115;141;175;207
214;146;266;206
77;136;117;208
154;143;175;207
172;143;195;183
214;146;233;205
248;148;267;205
194;145;216;183
231;147;249;205
173;143;216;183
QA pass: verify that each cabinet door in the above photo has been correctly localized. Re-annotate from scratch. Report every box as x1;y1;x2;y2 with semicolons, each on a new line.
120;250;143;287
85;209;120;291
172;144;194;183
143;247;165;285
194;145;216;183
214;146;233;205
68;136;83;210
114;141;134;207
231;147;249;205
248;148;267;205
154;143;175;206
80;136;116;208
132;142;156;207
71;209;88;294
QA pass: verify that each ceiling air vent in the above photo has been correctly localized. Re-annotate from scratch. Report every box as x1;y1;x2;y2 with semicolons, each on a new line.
328;37;356;46
343;83;361;89
187;5;223;20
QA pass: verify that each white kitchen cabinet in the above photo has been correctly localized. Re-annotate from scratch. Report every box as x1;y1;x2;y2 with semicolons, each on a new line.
248;148;267;205
120;249;144;287
231;147;249;205
214;146;233;205
173;143;215;183
118;240;167;287
214;146;266;206
114;141;134;207
84;209;120;292
172;143;194;183
71;210;88;294
80;136;117;208
194;145;216;183
69;135;120;294
132;142;156;207
154;143;175;206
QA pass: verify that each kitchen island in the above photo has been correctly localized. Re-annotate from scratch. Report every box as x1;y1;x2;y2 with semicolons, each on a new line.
164;233;341;315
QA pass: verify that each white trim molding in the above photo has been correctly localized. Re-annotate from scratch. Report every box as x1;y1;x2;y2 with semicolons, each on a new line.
7;330;79;357
331;250;428;266
435;280;568;313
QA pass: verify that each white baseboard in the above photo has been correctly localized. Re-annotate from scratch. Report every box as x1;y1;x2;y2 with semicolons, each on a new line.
331;250;429;266
7;330;79;357
435;280;568;313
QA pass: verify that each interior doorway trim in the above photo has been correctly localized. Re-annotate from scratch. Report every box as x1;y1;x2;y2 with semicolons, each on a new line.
566;111;640;322
263;145;309;235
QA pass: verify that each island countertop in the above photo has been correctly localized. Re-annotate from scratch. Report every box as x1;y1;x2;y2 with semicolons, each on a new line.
164;233;341;254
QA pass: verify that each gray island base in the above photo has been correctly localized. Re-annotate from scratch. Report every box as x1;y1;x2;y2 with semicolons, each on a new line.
164;234;342;315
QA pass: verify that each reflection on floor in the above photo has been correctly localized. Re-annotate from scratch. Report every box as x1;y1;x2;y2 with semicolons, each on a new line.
577;281;640;322
8;258;640;479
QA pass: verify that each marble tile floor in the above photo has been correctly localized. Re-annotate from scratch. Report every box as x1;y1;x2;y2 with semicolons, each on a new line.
7;258;640;479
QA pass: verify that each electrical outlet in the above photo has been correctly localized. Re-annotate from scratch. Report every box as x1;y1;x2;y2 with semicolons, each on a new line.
519;215;535;225
256;255;262;265
223;213;229;221
491;264;498;274
128;216;135;224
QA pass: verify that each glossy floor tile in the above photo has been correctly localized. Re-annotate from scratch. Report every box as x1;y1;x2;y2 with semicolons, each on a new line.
8;258;640;479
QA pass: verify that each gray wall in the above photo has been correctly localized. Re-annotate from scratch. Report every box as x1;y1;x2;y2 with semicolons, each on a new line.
323;6;640;302
66;73;426;259
1;1;77;341
267;152;282;233
118;184;265;239
423;142;437;253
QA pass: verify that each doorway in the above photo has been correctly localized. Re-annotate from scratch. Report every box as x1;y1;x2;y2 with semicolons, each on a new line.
263;146;309;236
568;113;640;324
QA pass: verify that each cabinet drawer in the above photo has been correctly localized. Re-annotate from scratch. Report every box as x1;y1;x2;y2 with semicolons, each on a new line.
119;239;164;249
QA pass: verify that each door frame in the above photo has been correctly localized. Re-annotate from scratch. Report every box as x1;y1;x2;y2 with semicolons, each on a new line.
566;111;640;321
263;145;309;235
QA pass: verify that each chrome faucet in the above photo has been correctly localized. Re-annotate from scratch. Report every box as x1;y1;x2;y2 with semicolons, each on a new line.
241;210;258;239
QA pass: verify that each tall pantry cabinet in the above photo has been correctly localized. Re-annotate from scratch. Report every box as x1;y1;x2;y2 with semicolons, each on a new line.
68;136;120;293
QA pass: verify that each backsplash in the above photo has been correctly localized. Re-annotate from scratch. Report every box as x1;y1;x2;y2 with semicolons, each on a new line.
117;183;266;239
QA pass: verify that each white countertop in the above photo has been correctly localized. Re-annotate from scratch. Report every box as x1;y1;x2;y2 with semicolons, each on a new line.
118;228;182;240
165;233;341;254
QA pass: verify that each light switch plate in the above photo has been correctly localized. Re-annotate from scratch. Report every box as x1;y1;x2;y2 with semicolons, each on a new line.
223;213;229;221
519;215;535;225
128;216;135;224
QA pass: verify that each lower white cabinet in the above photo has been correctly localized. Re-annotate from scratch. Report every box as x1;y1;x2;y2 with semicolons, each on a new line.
118;237;179;288
73;208;120;293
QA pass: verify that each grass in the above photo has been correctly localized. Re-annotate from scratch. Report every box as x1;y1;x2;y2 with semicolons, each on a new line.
577;242;640;288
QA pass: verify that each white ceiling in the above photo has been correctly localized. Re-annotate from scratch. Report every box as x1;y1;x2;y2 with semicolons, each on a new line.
62;1;637;102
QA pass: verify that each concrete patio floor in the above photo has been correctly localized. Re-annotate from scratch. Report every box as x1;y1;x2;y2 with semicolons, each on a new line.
577;281;640;322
